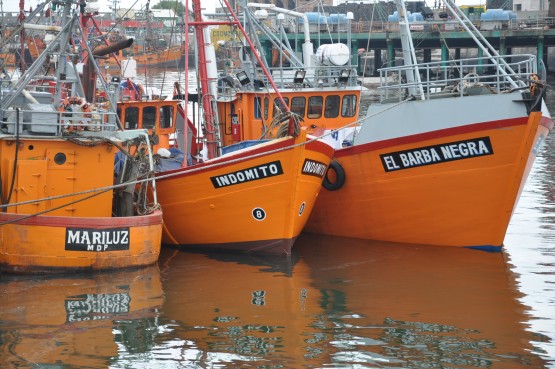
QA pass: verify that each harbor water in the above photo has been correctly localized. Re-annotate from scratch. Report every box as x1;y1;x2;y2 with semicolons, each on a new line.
0;71;554;368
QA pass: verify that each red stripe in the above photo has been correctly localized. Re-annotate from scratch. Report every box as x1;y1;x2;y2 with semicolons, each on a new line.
0;210;163;228
336;117;528;158
156;136;332;181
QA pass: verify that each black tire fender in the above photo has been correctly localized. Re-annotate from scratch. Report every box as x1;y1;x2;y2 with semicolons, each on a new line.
322;160;346;191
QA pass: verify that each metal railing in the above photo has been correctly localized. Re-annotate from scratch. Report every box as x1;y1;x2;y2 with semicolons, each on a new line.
217;64;360;99
1;107;119;136
377;53;537;102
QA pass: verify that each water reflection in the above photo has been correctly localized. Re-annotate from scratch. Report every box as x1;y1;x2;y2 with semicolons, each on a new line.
0;266;164;368
296;234;547;368
504;87;555;366
0;232;548;368
150;235;545;368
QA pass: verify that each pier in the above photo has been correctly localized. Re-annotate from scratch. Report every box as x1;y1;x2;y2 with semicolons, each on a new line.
259;20;555;74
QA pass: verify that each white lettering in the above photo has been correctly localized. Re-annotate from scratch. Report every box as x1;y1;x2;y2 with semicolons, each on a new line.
467;142;478;155
431;148;441;161
269;164;278;175
121;231;129;244
441;146;452;159
80;232;91;245
92;232;101;245
478;140;489;154
449;144;461;158
413;151;424;164
67;230;80;243
459;143;469;156
384;156;400;170
245;169;257;180
407;152;418;166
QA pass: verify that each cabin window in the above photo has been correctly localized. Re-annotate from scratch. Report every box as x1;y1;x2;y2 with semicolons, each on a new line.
160;105;174;129
273;97;289;118
124;107;139;129
324;95;340;118
142;106;157;129
264;97;269;120
291;97;306;118
342;95;357;118
307;96;323;119
254;97;262;119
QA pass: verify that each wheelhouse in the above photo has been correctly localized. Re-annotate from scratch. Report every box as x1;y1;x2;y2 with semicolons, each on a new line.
216;88;361;146
117;99;178;150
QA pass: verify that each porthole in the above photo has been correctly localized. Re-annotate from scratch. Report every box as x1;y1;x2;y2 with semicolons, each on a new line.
54;152;67;165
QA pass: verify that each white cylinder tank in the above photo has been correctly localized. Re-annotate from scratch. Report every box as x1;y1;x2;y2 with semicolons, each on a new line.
315;43;350;66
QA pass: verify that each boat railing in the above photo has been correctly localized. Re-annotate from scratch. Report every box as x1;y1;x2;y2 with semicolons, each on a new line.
0;105;119;136
217;64;360;98
377;53;537;102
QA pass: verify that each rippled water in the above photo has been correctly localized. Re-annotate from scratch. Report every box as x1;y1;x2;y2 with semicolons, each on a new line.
0;71;554;369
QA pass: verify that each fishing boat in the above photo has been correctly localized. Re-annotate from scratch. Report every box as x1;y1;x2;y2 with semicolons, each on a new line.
93;0;185;70
305;0;554;249
216;0;553;250
119;0;334;255
0;0;163;273
213;2;364;150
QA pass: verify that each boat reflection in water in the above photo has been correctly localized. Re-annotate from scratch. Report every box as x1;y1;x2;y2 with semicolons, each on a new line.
0;235;548;368
158;234;547;368
0;265;164;368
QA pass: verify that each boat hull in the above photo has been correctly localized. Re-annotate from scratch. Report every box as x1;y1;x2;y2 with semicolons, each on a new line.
156;133;334;255
306;92;552;248
0;210;163;273
97;45;185;69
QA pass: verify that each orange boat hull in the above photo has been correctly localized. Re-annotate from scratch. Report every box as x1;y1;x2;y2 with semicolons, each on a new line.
306;111;551;248
97;45;184;69
0;138;163;273
0;210;163;273
156;132;334;254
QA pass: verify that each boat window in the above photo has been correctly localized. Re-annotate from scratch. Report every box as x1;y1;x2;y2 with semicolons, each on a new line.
264;97;269;120
273;97;289;117
117;107;122;121
325;95;340;118
142;106;157;129
254;97;262;119
291;97;306;118
124;107;139;129
342;95;357;117
307;96;323;119
160;105;174;129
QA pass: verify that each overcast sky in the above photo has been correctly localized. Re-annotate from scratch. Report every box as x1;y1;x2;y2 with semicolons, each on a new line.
2;0;487;14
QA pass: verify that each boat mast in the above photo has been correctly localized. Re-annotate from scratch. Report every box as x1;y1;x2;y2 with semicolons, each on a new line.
18;0;26;72
190;0;221;159
53;0;76;106
189;0;294;158
395;0;425;100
